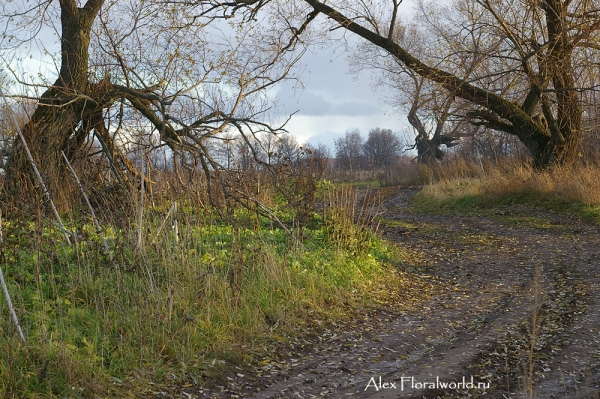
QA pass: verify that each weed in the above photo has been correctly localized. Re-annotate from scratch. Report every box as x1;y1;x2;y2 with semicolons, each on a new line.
322;186;379;255
0;187;419;398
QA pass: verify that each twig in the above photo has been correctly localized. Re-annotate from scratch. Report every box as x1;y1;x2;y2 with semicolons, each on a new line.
137;152;145;250
168;288;174;329
92;131;126;188
0;211;27;345
150;201;177;245
61;151;114;263
174;215;179;244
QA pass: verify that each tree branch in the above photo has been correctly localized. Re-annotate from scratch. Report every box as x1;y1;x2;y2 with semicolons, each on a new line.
302;0;550;149
467;109;515;134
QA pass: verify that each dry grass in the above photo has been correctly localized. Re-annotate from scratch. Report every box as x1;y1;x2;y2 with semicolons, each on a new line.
417;161;600;216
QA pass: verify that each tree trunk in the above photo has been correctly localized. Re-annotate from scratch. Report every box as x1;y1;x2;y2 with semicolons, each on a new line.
5;0;107;200
407;98;458;165
407;107;441;164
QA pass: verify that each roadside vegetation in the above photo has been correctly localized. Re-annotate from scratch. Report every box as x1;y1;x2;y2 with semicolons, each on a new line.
2;145;600;398
411;160;600;222
0;172;424;398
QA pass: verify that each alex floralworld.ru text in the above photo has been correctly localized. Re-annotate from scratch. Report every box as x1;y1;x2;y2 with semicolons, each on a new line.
365;376;491;391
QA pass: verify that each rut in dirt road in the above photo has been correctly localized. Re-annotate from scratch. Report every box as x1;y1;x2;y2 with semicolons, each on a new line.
190;188;600;399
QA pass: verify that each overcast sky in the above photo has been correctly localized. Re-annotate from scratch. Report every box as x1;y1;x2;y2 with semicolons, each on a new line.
275;45;409;148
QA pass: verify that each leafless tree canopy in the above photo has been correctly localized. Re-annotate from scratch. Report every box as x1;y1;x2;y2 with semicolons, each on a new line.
4;0;600;205
334;129;364;171
297;0;600;168
0;0;315;199
362;128;402;168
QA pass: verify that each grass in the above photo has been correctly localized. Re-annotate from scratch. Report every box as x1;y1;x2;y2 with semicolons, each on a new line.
0;187;422;398
412;163;600;222
502;215;570;231
13;158;600;398
336;180;382;188
374;217;421;230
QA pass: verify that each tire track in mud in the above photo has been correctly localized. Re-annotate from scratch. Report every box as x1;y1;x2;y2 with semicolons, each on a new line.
187;187;600;399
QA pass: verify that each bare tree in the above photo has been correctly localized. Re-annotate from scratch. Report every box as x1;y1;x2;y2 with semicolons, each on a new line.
234;135;259;171
362;127;402;168
334;129;364;171
294;0;600;168
256;132;280;166
0;0;312;199
276;134;302;168
351;18;464;164
305;142;332;175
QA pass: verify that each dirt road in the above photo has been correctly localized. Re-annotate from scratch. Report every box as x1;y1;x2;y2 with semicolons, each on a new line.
189;187;600;398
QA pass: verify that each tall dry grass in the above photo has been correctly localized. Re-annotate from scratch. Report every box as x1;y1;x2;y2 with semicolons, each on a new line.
322;186;380;254
419;161;600;210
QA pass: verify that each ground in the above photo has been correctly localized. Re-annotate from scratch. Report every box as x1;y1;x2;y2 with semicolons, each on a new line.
183;187;600;399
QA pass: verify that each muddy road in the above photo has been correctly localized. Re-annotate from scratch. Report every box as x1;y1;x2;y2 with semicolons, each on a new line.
189;187;600;398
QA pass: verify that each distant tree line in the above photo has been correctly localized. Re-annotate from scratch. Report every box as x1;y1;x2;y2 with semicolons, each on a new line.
187;132;332;176
334;128;403;171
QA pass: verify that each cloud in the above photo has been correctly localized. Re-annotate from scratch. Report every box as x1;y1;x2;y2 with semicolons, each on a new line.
272;37;410;143
306;131;343;151
330;101;379;116
278;87;333;116
286;114;407;145
276;86;379;117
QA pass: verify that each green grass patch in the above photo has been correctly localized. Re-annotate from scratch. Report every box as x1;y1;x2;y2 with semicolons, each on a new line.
501;215;570;231
375;217;421;230
0;203;420;398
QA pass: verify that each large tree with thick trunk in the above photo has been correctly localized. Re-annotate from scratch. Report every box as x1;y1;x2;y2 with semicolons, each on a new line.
7;1;110;195
295;0;600;168
1;0;311;199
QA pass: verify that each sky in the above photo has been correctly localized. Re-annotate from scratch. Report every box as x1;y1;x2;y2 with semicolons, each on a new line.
274;44;410;149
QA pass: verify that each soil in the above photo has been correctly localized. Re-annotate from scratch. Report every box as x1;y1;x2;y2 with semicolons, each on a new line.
183;187;600;399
